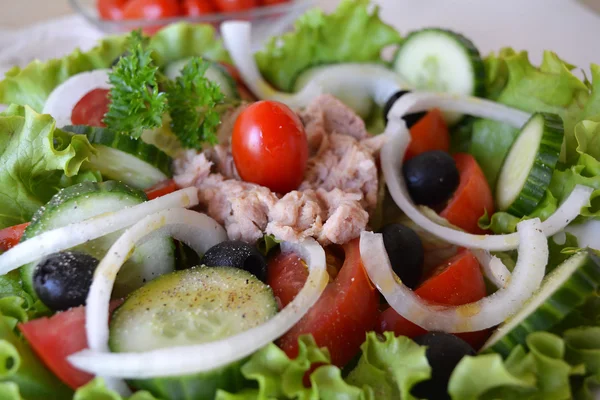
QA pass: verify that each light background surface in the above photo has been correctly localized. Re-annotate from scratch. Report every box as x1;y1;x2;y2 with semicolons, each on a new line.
1;0;600;68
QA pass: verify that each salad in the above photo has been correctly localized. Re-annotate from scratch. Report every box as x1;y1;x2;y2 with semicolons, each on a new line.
0;1;599;399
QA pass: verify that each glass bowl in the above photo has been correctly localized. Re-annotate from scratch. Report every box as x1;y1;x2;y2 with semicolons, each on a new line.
69;0;316;49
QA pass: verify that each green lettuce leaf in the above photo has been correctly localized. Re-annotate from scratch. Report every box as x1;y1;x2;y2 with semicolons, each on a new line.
0;105;95;229
346;332;430;399
449;332;586;400
0;23;229;112
255;0;401;91
74;378;160;400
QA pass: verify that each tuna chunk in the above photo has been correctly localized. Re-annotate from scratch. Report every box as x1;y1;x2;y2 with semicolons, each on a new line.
317;188;369;245
173;150;213;188
300;133;379;212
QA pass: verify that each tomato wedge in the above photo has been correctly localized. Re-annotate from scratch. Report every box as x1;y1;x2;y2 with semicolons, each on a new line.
0;222;29;252
71;88;110;128
270;239;379;367
144;179;178;200
377;249;490;349
18;301;122;389
440;153;494;234
405;108;449;161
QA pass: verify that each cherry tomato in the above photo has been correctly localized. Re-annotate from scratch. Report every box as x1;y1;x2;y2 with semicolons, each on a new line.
122;0;182;19
377;249;491;350
405;108;450;160
440;153;494;234
0;222;29;252
97;0;128;20
182;0;217;16
272;239;380;367
232;101;308;193
213;0;258;13
144;179;178;200
18;301;122;389
70;88;110;128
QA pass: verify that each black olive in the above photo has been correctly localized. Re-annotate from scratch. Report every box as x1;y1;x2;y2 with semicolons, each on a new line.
383;90;427;127
33;251;99;312
403;150;459;208
411;332;476;400
200;241;267;282
378;223;424;289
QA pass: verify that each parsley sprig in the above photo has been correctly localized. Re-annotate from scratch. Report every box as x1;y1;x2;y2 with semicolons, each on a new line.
103;30;167;139
165;58;226;149
104;30;234;148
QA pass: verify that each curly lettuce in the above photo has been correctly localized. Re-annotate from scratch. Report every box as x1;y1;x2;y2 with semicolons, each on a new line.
255;0;401;92
0;23;229;112
0;105;95;229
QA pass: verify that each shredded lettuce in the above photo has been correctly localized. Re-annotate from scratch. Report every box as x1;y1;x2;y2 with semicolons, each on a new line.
0;23;229;112
254;0;401;92
0;105;95;229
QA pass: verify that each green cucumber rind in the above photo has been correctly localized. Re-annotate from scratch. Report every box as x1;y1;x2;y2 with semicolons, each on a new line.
63;125;173;177
503;112;564;217
19;181;148;298
394;27;486;98
485;249;600;357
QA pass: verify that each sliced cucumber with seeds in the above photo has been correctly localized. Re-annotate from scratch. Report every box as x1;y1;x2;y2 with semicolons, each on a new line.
393;28;485;124
164;58;240;100
20;181;175;300
495;112;564;217
64;125;172;190
483;249;600;357
110;266;277;400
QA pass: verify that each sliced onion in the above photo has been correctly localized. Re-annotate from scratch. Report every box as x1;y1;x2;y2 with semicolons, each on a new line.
220;21;404;112
564;219;600;250
0;187;198;275
42;69;110;128
68;212;328;379
360;218;548;332
382;91;594;251
473;250;512;289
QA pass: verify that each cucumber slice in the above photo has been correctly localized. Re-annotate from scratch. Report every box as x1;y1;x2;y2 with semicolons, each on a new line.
20;181;175;300
164;58;240;100
64;125;172;190
483;249;600;357
393;28;485;124
110;266;277;400
495;112;564;217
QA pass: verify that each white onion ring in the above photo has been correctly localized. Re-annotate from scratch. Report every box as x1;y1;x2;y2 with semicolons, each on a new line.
360;218;548;332
473;250;512;289
0;187;198;275
68;209;328;379
382;91;593;251
42;69;111;127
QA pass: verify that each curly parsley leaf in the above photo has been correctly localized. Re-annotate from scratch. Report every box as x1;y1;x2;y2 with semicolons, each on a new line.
103;30;167;138
165;57;226;150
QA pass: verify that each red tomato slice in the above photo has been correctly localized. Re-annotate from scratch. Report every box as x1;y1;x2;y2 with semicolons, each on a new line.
440;153;494;234
377;249;491;350
0;223;29;252
71;88;110;128
144;179;178;200
18;301;122;389
232;101;308;194
267;252;309;308
273;239;379;367
405;108;449;160
97;0;128;20
213;0;258;12
261;0;290;5
182;0;216;15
